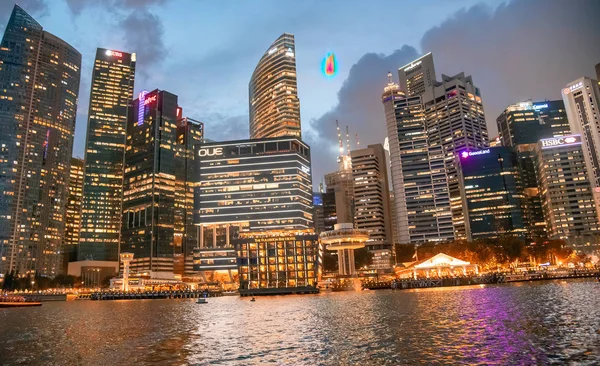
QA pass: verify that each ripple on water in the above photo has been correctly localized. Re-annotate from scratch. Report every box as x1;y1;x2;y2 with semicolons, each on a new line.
1;280;600;365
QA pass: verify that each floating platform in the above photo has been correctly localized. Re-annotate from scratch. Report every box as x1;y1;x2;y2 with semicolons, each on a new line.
0;302;42;308
239;286;319;297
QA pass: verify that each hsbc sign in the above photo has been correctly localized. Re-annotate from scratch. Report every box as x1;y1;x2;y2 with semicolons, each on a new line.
540;135;581;149
198;147;223;157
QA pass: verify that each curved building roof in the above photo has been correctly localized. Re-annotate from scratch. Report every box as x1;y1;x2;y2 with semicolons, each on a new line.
249;33;301;139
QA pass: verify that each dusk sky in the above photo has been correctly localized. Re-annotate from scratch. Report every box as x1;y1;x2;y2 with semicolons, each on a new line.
1;0;599;185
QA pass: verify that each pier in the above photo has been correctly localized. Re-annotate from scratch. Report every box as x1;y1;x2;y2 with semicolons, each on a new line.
89;290;222;301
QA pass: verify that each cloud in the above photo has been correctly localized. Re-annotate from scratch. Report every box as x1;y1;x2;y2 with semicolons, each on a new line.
0;0;47;30
64;0;168;15
120;9;166;75
202;114;248;142
420;0;600;136
306;46;420;184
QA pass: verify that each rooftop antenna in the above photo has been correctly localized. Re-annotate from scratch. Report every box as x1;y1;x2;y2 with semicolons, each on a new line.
336;120;343;155
355;133;360;149
346;126;350;156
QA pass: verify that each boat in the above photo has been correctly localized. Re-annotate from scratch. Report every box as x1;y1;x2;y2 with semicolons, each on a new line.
0;301;42;308
196;297;208;304
250;296;256;302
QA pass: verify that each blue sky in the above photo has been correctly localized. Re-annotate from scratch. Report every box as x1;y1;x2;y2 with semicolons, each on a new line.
2;0;599;184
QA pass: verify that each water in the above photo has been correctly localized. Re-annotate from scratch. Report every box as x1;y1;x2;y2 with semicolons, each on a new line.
1;279;600;365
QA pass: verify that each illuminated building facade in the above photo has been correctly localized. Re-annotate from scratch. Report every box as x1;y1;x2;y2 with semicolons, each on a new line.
496;100;554;147
193;137;313;284
382;73;453;244
0;6;81;276
398;52;436;99
234;229;321;289
121;90;203;275
562;78;600;200
534;135;600;240
422;71;488;240
458;147;527;240
249;33;301;139
350;144;394;268
536;100;571;138
64;158;84;269
79;48;136;262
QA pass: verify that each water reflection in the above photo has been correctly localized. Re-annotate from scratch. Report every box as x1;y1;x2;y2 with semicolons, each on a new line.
1;280;599;365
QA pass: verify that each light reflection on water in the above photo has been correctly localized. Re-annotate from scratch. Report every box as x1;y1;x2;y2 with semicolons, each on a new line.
1;280;599;365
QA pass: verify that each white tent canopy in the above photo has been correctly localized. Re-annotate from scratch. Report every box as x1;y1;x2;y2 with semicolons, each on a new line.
414;253;471;269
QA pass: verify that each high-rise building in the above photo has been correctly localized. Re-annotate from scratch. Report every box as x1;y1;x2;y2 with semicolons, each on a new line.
312;192;325;235
515;144;547;240
0;6;81;276
249;33;301;139
423;72;488;240
534;135;600;241
79;48;136;262
193;137;313;284
63;158;84;269
458;147;527;240
398;52;436;99
536;100;571;138
562;78;600;197
121;90;203;275
595;63;600;84
382;74;453;244
496;101;554;147
350;144;394;268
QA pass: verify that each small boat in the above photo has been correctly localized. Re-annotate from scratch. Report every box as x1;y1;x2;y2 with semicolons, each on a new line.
0;302;42;308
250;296;256;302
196;297;208;304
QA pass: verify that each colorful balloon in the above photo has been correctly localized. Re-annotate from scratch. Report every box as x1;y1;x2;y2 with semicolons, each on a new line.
321;52;337;78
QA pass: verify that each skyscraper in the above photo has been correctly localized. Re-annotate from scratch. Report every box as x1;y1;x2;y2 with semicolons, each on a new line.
496;101;554;147
422;73;488;240
63;158;84;269
0;5;81;276
193;137;313;286
398;52;436;99
79;48;136;262
249;33;301;139
121;90;203;275
382;74;453;244
351;144;394;268
562;78;600;196
534;135;600;241
458;147;527;240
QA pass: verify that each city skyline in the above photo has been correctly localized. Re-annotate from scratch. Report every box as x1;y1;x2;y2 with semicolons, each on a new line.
1;0;598;185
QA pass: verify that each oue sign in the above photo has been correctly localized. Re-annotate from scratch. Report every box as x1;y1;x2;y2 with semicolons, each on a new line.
198;147;223;157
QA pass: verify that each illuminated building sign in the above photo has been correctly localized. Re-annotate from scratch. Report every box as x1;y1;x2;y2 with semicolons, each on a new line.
460;149;490;159
137;90;148;126
301;165;310;174
143;94;157;106
540;135;581;149
403;60;422;72
198;147;223;157
563;82;583;95
533;103;548;110
105;49;123;58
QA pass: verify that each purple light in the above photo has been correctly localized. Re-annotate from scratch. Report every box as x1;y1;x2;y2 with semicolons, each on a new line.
137;90;148;126
461;151;469;159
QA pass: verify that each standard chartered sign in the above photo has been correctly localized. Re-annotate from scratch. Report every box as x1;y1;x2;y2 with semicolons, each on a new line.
540;135;581;149
198;147;223;157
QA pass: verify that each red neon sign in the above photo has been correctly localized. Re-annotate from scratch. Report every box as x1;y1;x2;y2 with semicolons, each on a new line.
144;95;157;105
105;49;123;58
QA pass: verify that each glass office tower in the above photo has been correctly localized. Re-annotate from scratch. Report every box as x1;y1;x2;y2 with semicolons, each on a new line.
458;147;527;240
0;5;81;276
121;90;203;275
249;33;301;139
79;48;136;262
